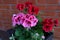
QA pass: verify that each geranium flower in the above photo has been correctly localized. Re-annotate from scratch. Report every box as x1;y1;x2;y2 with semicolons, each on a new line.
25;14;31;18
22;19;31;28
48;18;54;26
42;19;49;25
17;4;25;11
12;14;17;26
28;5;34;14
33;7;39;15
12;13;38;28
43;24;53;32
15;13;25;24
29;15;38;27
54;19;58;26
42;18;54;25
28;6;39;15
42;18;54;32
12;13;25;26
22;14;38;28
25;2;32;7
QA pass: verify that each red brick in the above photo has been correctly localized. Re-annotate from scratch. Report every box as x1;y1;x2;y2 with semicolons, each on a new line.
38;6;46;10
18;0;27;4
58;17;60;21
3;23;12;30
0;0;3;4
40;16;46;20
0;5;10;9
57;12;60;17
18;0;36;5
37;0;46;4
1;17;12;30
3;20;11;24
0;26;6;31
2;17;11;23
56;5;60;10
1;14;12;25
27;0;36;5
1;13;11;18
0;15;12;30
0;10;11;18
46;5;57;11
40;12;56;17
0;21;6;31
3;0;17;4
58;0;60;4
54;28;60;37
11;5;16;10
47;0;58;4
0;10;12;23
10;9;19;14
0;21;3;27
54;28;60;33
0;10;9;13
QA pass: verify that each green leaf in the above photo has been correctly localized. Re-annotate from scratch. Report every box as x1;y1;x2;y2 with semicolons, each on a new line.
15;25;24;37
15;29;20;36
36;13;42;22
14;24;44;40
23;8;28;14
9;34;15;40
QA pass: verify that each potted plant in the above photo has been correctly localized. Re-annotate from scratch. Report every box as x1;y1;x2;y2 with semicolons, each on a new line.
7;2;58;40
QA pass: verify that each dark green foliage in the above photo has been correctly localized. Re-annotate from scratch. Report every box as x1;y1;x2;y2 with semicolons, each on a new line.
13;21;44;40
36;13;42;23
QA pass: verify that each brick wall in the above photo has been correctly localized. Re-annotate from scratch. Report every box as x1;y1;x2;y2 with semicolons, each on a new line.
0;0;60;40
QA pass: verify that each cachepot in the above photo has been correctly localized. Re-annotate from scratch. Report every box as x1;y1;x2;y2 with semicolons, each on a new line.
7;29;53;40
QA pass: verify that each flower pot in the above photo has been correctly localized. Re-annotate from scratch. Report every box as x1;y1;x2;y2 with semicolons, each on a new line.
7;29;53;40
43;31;53;40
0;30;9;40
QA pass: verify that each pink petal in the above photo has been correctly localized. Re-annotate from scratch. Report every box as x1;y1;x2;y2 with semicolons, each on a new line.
22;19;31;28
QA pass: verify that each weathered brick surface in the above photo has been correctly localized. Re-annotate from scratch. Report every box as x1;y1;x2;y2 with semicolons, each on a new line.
54;28;60;37
46;0;58;4
37;0;47;4
0;5;10;9
46;5;57;11
18;0;27;3
3;0;17;4
56;5;60;10
57;12;60;17
0;0;3;4
40;11;56;17
0;0;60;40
38;6;46;10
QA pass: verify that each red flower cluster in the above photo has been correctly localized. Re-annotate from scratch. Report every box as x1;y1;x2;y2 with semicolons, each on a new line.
16;2;39;15
42;18;58;32
17;4;25;11
28;6;39;15
54;19;58;26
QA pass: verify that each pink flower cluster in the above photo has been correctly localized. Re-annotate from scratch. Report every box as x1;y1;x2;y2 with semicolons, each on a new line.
12;12;38;28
